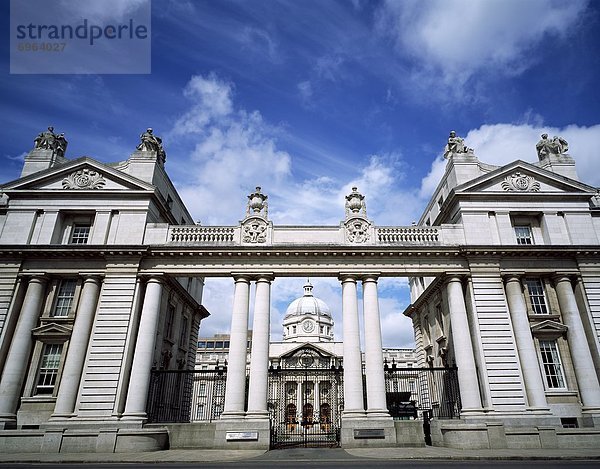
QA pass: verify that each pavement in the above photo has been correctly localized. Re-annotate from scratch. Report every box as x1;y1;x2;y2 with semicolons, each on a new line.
0;446;599;464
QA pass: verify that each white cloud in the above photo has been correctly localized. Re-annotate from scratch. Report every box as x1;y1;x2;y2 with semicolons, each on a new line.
170;73;421;348
377;0;588;95
172;73;425;227
420;123;600;198
238;26;281;63
58;0;149;22
200;276;414;348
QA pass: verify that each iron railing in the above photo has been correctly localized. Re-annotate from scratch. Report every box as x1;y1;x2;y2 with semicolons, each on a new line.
146;364;461;424
383;365;461;419
147;367;227;423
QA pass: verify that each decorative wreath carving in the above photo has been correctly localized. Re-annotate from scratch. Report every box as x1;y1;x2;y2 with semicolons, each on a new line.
501;172;540;192
62;169;106;190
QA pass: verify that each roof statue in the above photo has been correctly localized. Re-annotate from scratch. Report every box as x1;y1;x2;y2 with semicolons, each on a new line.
33;126;68;158
536;133;569;160
443;130;473;159
136;128;167;164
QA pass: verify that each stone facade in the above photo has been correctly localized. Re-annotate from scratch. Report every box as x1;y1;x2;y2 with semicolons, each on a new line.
0;129;599;452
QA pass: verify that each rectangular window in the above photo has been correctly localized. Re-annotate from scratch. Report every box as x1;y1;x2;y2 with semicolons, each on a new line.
198;383;207;396
52;279;77;317
215;341;223;348
165;304;175;339
179;316;189;347
35;343;63;395
539;340;566;389
196;403;205;420
422;315;430;345
561;418;578;428
70;224;91;244
525;278;549;315
435;304;444;334
514;225;533;245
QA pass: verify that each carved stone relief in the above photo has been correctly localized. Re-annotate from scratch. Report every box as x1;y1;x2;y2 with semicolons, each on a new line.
242;218;268;243
62;168;106;190
501;172;540;192
345;218;370;243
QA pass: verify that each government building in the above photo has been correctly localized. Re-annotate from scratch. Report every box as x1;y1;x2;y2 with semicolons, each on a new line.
0;127;599;452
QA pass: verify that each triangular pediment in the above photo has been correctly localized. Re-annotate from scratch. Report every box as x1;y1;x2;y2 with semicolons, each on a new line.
1;157;155;192
32;322;72;339
530;319;568;339
279;342;335;360
455;160;596;196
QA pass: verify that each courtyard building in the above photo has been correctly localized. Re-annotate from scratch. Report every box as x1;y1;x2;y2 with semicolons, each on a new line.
0;128;598;452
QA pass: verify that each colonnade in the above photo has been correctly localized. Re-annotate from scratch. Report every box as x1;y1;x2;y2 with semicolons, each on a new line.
220;274;391;421
2;270;599;428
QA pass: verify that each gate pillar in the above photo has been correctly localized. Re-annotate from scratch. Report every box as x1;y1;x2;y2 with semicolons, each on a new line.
339;275;365;419
247;274;273;419
362;275;390;418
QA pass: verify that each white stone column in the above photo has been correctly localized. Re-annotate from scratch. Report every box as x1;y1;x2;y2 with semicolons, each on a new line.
362;276;389;417
0;275;47;421
52;275;102;418
221;275;251;419
123;276;163;419
554;276;600;409
340;275;365;418
446;276;482;412
504;276;549;411
246;275;272;418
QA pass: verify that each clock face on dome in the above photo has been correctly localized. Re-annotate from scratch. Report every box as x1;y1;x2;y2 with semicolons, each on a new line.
302;320;314;333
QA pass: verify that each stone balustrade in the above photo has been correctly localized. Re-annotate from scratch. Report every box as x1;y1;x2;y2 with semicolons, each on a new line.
169;226;235;243
166;225;447;246
377;227;439;244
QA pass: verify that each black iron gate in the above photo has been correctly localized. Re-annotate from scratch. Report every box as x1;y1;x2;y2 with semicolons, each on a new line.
268;357;343;448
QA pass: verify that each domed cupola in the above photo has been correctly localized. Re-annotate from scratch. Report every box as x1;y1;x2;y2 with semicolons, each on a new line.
282;281;334;343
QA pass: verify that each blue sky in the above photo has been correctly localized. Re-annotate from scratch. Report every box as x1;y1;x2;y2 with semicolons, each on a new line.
2;0;600;348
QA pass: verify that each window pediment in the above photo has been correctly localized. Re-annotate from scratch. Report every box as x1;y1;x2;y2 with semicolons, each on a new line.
530;320;567;339
32;322;72;340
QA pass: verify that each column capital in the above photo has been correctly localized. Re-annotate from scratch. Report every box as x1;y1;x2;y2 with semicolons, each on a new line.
140;274;165;285
361;273;380;283
231;273;252;283
18;273;48;283
552;273;576;284
444;274;464;285
254;273;275;283
79;273;104;284
339;273;359;283
502;274;524;284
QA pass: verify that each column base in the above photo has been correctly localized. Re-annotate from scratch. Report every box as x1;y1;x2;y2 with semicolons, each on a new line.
245;411;269;420
219;411;247;420
340;415;396;448
525;406;551;414
49;412;76;420
342;410;366;419
459;408;486;419
581;407;600;428
120;412;147;422
366;408;391;418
